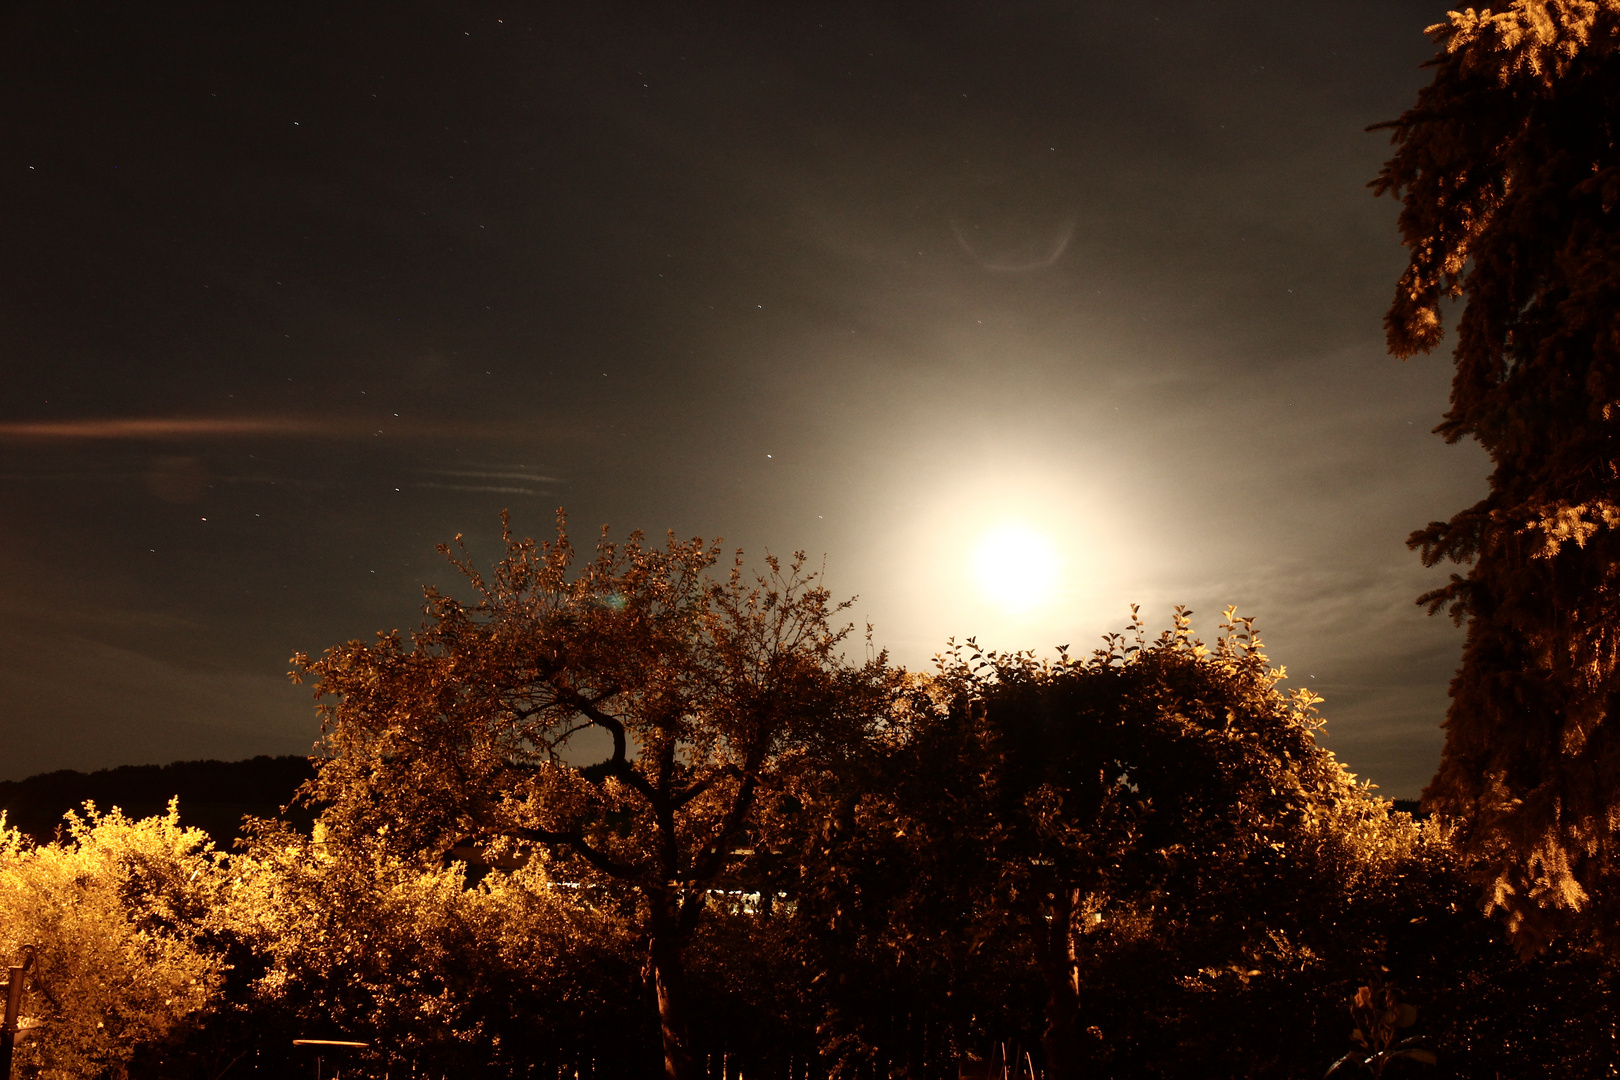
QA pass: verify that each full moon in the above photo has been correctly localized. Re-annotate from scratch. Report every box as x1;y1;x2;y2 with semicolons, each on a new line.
971;521;1061;612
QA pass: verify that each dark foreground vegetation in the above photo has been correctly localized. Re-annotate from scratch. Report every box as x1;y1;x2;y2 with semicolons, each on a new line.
9;4;1620;1077
1;791;1615;1080
0;565;1614;1079
0;756;316;845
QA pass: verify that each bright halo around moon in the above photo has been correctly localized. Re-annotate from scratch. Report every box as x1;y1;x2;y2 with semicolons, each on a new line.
971;521;1061;612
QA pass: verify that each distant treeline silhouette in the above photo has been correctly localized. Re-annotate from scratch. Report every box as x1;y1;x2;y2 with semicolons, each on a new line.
0;755;315;844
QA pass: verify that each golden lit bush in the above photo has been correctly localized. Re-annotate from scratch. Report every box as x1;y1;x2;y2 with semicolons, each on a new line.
0;804;225;1080
218;821;641;1075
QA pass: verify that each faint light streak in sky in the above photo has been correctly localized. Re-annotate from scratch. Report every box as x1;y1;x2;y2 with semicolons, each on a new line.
425;469;561;484
950;215;1077;273
413;482;542;496
0;417;321;440
0;416;580;442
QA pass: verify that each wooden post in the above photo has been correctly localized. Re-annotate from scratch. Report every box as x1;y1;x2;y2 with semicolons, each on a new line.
0;962;25;1080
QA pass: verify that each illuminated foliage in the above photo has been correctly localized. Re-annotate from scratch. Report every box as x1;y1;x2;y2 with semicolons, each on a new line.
951;609;1370;1079
801;609;1392;1079
5;613;1620;1075
1374;0;1620;948
294;511;899;1080
218;822;641;1077
0;804;225;1080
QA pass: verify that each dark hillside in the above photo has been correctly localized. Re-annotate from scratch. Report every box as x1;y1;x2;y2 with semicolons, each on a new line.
0;755;317;845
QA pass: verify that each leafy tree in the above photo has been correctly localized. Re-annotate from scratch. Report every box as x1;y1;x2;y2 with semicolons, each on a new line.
1374;1;1620;948
218;821;643;1078
938;609;1364;1079
295;512;898;1080
803;609;1381;1080
783;671;1011;1077
0;803;226;1080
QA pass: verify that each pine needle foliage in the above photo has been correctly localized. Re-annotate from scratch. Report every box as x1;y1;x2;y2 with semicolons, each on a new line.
1373;0;1620;950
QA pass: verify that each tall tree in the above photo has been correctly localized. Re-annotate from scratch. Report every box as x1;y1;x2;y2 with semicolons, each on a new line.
948;610;1360;1080
802;609;1365;1080
295;513;897;1080
1374;0;1620;949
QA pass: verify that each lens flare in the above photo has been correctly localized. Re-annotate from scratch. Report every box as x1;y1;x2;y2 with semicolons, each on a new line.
971;522;1060;612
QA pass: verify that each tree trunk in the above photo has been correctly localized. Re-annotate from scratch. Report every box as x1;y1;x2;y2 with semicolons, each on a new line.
649;907;697;1080
1034;887;1086;1080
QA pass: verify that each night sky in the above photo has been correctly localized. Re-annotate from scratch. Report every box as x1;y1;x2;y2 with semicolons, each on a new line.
0;0;1479;796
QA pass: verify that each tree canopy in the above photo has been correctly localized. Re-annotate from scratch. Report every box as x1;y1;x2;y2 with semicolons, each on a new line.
295;512;898;1080
7;603;1620;1076
0;804;225;1080
799;608;1385;1080
1374;0;1620;949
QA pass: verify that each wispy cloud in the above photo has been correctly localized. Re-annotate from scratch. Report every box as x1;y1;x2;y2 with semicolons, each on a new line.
423;468;561;485
0;417;324;439
0;416;580;442
413;482;545;496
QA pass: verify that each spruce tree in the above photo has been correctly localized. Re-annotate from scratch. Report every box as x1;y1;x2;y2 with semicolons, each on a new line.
1375;0;1620;948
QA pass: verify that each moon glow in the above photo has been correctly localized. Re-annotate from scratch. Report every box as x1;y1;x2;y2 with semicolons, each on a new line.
971;522;1061;612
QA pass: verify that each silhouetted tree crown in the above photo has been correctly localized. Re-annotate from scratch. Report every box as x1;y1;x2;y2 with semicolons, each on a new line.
293;511;899;1080
801;607;1381;1080
1374;0;1620;949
